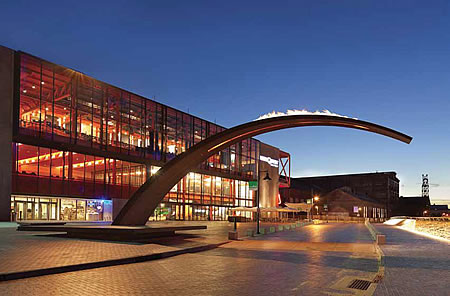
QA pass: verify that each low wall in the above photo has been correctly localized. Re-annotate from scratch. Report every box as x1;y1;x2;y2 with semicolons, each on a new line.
312;215;385;223
229;221;313;240
365;219;386;244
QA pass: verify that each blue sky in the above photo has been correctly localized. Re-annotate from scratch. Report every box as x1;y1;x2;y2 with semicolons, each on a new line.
1;1;449;203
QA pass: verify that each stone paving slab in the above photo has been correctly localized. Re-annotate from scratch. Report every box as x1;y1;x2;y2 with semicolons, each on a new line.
373;224;450;296
0;220;296;276
0;223;380;296
0;222;224;276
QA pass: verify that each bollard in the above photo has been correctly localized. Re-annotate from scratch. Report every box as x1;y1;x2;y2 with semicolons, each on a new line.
376;234;386;245
246;229;254;237
259;228;266;235
228;231;239;240
269;226;275;233
284;225;290;230
278;225;284;231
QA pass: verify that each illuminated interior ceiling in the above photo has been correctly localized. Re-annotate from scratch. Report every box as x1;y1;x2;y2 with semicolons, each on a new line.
113;114;412;226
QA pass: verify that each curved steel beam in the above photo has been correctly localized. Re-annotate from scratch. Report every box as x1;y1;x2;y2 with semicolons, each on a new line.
113;115;412;225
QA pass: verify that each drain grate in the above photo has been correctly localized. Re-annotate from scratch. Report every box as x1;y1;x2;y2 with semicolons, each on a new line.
348;279;372;290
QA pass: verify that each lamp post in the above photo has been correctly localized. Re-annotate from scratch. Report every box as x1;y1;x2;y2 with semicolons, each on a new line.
312;196;319;220
256;170;271;234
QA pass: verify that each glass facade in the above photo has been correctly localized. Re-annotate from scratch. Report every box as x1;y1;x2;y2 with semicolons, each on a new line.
11;195;112;221
17;53;258;177
13;143;147;199
13;52;259;221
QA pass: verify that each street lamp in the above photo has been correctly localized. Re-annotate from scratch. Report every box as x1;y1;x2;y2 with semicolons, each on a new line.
311;196;319;219
256;170;271;234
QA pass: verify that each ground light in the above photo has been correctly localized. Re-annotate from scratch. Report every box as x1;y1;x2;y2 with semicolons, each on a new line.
399;226;450;244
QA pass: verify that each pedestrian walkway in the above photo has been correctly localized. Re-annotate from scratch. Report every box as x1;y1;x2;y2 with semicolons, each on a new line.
0;221;226;277
0;222;381;296
373;224;450;296
0;220;300;277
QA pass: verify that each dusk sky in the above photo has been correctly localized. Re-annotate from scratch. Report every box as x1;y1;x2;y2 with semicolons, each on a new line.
1;1;449;203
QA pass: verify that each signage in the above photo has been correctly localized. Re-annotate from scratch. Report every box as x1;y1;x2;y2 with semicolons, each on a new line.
259;155;279;168
249;181;258;191
353;206;359;213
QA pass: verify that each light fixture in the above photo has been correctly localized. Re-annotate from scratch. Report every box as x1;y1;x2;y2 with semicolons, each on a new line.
263;172;271;181
314;196;319;202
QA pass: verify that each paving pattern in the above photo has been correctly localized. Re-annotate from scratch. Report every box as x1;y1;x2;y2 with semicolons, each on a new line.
0;221;227;275
0;223;380;296
373;224;450;296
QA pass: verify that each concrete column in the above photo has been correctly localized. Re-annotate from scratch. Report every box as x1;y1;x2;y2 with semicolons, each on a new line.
0;46;14;221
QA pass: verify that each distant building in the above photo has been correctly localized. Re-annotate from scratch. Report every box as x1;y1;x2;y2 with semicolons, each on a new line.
280;172;399;217
429;204;449;217
392;196;430;217
311;187;386;219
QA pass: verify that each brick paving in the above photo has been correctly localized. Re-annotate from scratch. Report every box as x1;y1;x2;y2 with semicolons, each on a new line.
0;220;300;275
373;224;450;296
0;221;227;275
0;223;381;295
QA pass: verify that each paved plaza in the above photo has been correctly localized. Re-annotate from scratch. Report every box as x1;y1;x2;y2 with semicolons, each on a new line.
373;224;450;296
0;221;448;295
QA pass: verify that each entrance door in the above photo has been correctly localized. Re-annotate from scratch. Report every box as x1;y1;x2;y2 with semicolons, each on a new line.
26;202;34;220
40;203;49;220
17;202;24;220
50;203;57;220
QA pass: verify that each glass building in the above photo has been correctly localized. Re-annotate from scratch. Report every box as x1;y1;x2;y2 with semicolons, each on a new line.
1;48;284;222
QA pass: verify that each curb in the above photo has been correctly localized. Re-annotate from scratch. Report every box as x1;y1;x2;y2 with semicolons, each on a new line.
373;243;385;284
365;220;386;244
0;241;228;282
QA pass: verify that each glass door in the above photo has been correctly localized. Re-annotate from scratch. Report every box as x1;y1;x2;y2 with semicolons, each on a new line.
40;203;49;220
50;203;57;220
17;202;25;220
26;202;34;220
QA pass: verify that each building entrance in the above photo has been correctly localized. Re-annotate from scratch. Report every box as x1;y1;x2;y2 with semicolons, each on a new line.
11;197;58;221
10;195;111;221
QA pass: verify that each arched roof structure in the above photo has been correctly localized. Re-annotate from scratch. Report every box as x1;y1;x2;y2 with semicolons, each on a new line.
113;115;412;226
